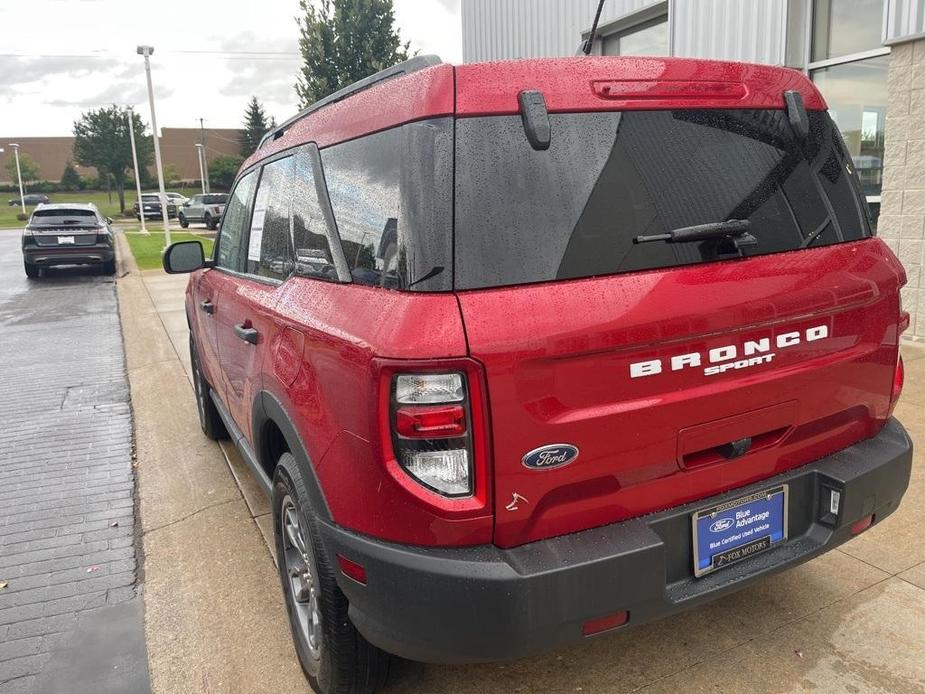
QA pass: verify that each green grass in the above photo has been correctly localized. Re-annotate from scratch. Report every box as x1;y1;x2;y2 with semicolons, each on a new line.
0;188;203;228
123;230;215;271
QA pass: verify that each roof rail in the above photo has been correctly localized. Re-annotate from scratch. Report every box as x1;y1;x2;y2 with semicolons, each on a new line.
257;54;443;151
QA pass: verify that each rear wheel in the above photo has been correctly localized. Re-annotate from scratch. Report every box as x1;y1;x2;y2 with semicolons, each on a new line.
190;336;228;440
24;261;38;279
273;454;390;694
204;212;216;231
178;213;189;229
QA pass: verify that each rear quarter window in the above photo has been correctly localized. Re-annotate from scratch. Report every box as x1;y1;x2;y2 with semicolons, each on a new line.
454;109;871;290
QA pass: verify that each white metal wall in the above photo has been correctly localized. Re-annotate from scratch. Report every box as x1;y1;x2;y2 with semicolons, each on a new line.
673;0;787;64
885;0;925;43
461;0;789;64
462;0;663;61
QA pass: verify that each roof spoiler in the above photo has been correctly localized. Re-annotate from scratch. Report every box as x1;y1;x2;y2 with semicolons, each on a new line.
257;54;444;151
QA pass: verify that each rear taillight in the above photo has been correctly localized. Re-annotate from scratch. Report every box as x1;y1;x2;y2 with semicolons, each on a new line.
392;373;473;496
378;360;490;507
212;206;221;215
892;354;904;405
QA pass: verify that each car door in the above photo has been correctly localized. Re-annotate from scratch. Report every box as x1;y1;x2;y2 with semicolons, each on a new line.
213;160;293;440
186;195;203;222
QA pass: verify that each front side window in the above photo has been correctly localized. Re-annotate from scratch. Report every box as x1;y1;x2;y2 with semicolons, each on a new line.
247;156;294;281
455;109;871;290
215;171;257;272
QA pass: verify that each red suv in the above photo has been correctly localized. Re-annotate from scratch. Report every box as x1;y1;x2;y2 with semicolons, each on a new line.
164;55;913;693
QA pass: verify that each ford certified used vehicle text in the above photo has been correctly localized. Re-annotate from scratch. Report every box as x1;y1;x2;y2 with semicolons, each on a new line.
22;203;115;277
163;55;913;694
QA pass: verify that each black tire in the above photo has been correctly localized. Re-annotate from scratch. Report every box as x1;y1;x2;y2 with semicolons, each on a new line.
190;336;228;440
273;454;390;694
204;212;216;231
24;261;38;279
102;259;116;275
178;213;189;229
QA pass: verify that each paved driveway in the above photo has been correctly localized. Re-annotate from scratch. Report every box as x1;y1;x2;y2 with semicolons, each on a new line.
0;231;148;693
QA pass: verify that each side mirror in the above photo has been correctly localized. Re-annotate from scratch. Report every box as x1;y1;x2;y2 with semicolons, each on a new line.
106;217;114;224
163;240;206;274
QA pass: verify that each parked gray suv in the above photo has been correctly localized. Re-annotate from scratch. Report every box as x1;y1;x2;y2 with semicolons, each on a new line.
178;193;227;230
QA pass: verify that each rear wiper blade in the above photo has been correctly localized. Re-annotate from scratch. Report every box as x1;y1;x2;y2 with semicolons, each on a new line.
634;219;755;245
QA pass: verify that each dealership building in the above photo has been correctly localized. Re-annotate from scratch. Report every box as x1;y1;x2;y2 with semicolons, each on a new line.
461;0;925;338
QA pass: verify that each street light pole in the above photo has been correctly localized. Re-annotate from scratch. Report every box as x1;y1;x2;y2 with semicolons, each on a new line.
126;106;148;235
199;118;210;194
9;144;25;215
137;45;171;248
194;144;206;194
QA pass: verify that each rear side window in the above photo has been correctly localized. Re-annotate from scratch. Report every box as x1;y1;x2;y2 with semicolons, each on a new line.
248;156;294;281
320;118;453;291
216;171;257;273
454;110;872;290
292;150;339;281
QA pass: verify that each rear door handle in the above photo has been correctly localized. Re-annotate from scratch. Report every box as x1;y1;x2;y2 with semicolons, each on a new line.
199;300;215;315
234;323;259;345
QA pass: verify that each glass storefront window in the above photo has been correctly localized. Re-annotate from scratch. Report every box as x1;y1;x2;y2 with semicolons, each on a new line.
812;0;884;62
811;55;889;198
601;17;668;56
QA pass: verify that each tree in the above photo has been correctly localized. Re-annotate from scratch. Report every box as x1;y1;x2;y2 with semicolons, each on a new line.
163;164;181;186
209;155;244;190
239;97;276;158
5;152;40;192
73;106;153;213
60;161;81;191
295;0;410;108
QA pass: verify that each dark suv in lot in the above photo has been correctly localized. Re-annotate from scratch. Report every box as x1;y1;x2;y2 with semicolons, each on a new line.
22;203;115;277
163;56;912;694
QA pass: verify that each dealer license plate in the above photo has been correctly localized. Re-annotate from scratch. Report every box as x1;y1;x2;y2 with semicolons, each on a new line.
692;485;788;578
57;236;75;244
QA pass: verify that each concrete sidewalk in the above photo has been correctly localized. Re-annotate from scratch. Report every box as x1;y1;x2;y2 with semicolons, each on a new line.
128;259;925;693
116;244;307;693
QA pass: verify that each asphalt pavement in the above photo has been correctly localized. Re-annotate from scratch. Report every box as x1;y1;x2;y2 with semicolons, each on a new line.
0;230;149;693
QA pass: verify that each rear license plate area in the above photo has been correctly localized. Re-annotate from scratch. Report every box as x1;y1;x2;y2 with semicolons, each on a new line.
692;485;788;578
58;236;75;244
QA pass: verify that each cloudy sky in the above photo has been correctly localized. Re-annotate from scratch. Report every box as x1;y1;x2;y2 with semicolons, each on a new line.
0;0;462;137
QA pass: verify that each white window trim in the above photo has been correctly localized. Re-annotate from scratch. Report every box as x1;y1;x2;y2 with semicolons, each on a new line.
807;46;891;71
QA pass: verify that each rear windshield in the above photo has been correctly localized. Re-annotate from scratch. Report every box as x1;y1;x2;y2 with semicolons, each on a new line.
454;110;872;290
203;194;227;204
30;209;97;225
141;196;159;202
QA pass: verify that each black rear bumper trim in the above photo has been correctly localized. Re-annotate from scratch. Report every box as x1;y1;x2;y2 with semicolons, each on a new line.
317;418;913;664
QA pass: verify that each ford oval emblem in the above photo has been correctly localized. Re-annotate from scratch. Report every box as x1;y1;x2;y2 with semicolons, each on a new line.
709;517;735;533
522;444;579;470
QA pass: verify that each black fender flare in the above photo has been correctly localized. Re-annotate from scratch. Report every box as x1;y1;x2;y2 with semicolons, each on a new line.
252;390;332;522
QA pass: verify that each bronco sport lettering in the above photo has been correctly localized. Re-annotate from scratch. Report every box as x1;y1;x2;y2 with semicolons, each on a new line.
630;325;830;379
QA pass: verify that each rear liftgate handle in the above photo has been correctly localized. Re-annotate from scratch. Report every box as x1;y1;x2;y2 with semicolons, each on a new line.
234;323;259;345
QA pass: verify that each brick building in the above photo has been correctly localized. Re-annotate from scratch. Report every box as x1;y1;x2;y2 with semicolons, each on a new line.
0;127;243;185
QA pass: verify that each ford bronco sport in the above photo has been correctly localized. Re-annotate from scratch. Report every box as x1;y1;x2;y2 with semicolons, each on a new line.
163;55;913;694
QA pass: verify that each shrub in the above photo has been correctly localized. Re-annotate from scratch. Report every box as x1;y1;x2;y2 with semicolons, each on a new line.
16;212;28;221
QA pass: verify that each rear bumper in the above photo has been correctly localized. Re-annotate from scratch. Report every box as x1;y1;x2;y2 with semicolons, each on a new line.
318;418;913;664
24;246;114;266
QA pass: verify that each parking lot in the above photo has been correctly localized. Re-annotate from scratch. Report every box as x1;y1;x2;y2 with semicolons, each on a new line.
0;230;147;693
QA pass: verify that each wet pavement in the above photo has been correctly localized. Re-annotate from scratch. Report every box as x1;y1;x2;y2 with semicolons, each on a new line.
0;230;149;693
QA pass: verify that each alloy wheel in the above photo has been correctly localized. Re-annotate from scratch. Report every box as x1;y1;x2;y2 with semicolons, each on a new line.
281;495;323;659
